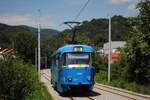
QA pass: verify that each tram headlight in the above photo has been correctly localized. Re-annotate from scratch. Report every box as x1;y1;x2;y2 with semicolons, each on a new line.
67;77;72;82
87;76;91;81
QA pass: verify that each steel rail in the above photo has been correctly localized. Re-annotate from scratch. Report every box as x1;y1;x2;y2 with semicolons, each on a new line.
41;73;51;81
96;84;150;100
94;86;136;100
87;96;95;100
42;73;50;78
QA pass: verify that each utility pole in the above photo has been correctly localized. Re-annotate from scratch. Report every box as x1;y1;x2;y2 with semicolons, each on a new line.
35;48;37;69
38;9;41;78
108;16;111;82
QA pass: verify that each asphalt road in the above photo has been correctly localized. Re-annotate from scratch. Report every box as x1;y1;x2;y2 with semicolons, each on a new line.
40;69;150;100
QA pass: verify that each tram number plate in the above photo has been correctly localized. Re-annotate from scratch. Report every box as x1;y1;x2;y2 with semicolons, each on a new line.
77;73;83;75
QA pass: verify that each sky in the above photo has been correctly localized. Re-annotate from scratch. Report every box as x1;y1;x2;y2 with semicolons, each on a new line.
0;0;139;31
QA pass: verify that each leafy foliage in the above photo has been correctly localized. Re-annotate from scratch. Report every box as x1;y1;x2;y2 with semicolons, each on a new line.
93;52;107;73
24;83;53;100
14;32;37;64
0;59;39;100
123;0;150;84
111;48;128;80
110;0;150;84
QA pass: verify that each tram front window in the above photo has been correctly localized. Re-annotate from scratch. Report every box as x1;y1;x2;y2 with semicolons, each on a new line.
66;53;91;66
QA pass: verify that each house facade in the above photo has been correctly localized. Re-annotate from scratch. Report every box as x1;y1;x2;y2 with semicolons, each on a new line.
98;41;126;63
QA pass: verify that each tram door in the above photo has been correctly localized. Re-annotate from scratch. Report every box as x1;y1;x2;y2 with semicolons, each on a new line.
56;54;62;84
51;54;60;86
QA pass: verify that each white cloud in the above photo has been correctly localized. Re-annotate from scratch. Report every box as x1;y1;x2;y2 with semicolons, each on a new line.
0;14;35;26
125;0;139;17
110;0;139;14
111;0;132;4
0;13;58;29
128;0;140;10
128;3;136;10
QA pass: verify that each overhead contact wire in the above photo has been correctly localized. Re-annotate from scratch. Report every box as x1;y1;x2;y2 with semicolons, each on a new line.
74;0;91;21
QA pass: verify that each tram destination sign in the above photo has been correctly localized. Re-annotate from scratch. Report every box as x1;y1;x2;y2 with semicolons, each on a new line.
74;46;83;52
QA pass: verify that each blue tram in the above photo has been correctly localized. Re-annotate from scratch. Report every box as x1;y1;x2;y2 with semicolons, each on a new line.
51;44;95;93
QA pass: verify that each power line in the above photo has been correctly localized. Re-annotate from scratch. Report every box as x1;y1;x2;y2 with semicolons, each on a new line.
74;0;91;21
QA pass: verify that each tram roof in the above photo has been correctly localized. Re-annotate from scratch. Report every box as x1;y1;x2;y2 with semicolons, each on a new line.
55;44;94;55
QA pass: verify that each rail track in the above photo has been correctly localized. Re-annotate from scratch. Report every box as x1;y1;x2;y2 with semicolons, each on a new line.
41;70;150;100
95;83;150;100
94;86;136;100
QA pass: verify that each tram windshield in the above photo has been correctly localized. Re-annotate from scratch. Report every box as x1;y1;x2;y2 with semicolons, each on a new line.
66;53;91;65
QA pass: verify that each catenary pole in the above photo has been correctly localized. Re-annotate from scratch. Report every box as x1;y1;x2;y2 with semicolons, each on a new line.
38;9;41;78
35;48;37;69
108;16;111;82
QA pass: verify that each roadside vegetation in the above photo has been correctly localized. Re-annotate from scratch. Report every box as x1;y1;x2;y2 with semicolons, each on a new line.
95;0;150;95
95;71;150;95
25;83;53;100
0;58;52;100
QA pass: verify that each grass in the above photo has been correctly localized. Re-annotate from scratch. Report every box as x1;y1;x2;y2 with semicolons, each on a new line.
24;83;53;100
95;71;150;95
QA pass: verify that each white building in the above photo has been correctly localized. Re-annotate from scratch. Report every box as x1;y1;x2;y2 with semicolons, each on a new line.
97;41;126;62
103;41;126;55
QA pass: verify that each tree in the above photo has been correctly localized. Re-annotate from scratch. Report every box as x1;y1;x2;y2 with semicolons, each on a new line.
121;0;150;84
14;32;37;64
137;0;150;34
78;16;131;47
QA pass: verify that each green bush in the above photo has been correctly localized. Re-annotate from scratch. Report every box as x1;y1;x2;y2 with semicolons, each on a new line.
0;59;39;100
93;52;107;73
25;83;53;100
95;71;108;84
110;80;150;95
95;72;150;95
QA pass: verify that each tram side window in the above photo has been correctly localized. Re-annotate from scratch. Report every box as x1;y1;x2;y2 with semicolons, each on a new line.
55;54;62;68
52;56;56;67
56;55;59;67
62;54;66;66
89;54;92;65
58;55;62;67
92;53;95;66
